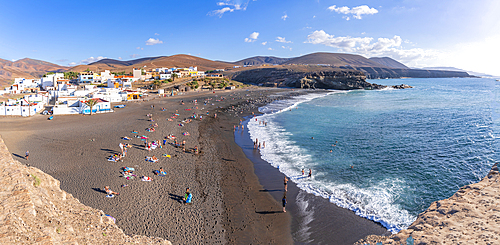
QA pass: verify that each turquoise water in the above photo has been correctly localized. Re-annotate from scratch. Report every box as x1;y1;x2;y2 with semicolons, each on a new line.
247;78;500;233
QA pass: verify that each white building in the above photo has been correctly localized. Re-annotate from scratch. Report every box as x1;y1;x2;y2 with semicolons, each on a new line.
0;98;45;117
41;73;64;90
52;98;112;115
133;68;142;79
160;73;172;80
91;88;128;103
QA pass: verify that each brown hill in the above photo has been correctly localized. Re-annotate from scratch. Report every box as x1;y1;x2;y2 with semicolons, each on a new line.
0;58;69;89
283;52;389;68
369;57;409;69
231;56;292;66
70;55;232;74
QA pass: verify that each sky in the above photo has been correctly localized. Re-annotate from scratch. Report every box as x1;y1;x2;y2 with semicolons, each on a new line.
0;0;499;76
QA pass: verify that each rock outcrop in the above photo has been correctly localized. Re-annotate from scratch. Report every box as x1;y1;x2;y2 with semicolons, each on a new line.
229;67;386;90
356;163;500;245
0;137;171;244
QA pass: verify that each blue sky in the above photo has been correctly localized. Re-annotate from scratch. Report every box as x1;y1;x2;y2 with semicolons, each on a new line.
1;0;499;75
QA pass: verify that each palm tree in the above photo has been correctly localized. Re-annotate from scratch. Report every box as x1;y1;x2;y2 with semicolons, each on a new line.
153;80;162;89
172;73;178;81
85;98;99;115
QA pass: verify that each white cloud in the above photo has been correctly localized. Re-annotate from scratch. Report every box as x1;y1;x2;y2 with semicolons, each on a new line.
281;46;292;51
118;57;122;60
268;47;274;50
282;14;288;20
305;30;436;67
68;62;77;66
80;56;107;64
136;47;144;50
328;5;378;20
261;41;267;45
244;32;259;42
430;35;500;76
154;33;160;36
145;38;163;45
276;36;292;43
210;0;252;17
130;54;141;58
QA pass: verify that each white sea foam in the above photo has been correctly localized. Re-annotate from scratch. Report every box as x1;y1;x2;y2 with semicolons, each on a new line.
248;92;416;233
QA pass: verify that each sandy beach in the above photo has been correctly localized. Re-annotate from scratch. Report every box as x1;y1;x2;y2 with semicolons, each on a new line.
0;87;387;244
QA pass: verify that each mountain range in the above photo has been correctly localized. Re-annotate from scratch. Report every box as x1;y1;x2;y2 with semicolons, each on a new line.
0;53;476;89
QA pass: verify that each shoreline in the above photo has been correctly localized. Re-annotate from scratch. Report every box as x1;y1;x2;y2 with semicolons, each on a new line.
235;116;389;244
0;87;390;244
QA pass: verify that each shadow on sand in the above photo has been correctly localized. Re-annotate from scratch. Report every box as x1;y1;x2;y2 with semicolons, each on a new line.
169;193;184;204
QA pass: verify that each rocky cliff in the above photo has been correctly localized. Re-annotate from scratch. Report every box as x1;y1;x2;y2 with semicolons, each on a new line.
228;67;386;90
0;137;171;244
355;67;473;79
356;163;500;245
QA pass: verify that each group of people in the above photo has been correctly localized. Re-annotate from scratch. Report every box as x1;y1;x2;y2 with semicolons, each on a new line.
253;138;265;149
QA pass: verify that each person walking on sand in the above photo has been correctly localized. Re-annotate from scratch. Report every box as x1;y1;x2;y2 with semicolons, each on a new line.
25;150;29;160
284;176;288;191
183;188;193;205
308;169;312;178
282;193;287;213
119;143;124;154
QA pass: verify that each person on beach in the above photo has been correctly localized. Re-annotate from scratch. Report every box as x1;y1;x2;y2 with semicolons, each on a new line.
119;143;124;154
183;188;193;205
282;193;287;213
308;169;312;178
25;150;29;160
301;169;305;176
105;186;119;196
284;177;288;191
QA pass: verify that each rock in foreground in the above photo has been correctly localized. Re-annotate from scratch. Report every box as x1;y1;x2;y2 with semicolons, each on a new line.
356;163;500;245
0;137;171;244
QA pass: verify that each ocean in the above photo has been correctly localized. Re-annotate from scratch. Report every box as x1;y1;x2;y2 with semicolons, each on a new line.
247;78;500;233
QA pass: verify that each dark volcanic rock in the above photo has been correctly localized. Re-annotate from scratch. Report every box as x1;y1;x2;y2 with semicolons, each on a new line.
392;84;413;89
229;67;386;90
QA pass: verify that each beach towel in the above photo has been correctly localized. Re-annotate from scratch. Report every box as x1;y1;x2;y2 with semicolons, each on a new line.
131;131;138;134
123;167;135;172
108;157;118;162
154;170;167;176
106;194;115;198
145;157;158;163
141;176;152;181
122;137;131;140
162;154;171;158
167;119;173;121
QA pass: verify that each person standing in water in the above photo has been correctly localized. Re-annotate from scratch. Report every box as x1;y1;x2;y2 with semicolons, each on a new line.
301;169;305;176
308;169;312;178
284;176;288;191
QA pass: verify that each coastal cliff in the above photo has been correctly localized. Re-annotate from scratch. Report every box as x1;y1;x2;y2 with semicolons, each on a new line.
355;67;473;79
356;163;500;245
0;137;171;244
228;67;386;90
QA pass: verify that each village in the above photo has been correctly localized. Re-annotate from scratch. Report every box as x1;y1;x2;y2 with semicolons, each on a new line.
0;66;227;117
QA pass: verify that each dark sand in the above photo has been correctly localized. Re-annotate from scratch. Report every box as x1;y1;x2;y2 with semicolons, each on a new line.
0;87;388;244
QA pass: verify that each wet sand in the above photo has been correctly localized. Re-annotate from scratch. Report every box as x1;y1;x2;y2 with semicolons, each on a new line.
0;87;388;244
